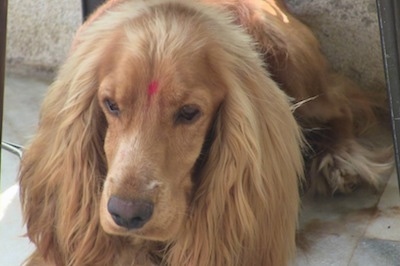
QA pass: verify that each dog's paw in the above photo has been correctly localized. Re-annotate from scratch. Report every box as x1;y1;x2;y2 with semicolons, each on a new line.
308;140;394;195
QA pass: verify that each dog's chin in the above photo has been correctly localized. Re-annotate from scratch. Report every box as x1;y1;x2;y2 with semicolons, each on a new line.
100;213;180;242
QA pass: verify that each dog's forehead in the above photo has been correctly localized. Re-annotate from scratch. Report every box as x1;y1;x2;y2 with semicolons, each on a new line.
147;81;159;97
126;59;204;101
97;34;226;110
100;70;201;113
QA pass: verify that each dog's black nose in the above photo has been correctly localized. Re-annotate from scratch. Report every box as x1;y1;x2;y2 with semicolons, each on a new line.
107;196;154;229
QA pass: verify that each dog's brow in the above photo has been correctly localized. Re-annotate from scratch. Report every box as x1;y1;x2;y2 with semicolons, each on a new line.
147;81;159;98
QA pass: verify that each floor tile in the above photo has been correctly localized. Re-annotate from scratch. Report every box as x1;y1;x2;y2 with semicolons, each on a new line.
349;238;400;266
0;151;35;266
3;72;48;144
1;73;49;265
295;168;394;266
364;172;400;241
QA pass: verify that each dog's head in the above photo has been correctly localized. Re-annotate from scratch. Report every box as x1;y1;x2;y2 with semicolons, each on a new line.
95;5;227;240
77;1;231;240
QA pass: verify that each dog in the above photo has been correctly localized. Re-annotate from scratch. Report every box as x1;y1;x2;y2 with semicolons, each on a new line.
19;0;392;265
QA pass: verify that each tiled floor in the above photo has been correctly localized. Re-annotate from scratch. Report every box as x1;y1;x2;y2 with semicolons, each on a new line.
1;73;47;266
1;73;400;265
296;172;400;265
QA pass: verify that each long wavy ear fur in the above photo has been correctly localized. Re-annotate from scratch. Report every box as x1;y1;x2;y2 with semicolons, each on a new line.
19;25;126;265
167;22;304;266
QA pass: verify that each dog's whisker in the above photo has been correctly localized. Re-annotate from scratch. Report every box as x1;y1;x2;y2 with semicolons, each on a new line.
291;95;320;112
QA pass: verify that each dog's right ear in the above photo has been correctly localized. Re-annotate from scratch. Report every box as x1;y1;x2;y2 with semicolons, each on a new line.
18;17;126;264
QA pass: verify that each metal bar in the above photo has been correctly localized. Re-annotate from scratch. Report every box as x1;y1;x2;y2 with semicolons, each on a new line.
1;0;9;180
81;0;106;21
376;0;400;188
1;141;23;159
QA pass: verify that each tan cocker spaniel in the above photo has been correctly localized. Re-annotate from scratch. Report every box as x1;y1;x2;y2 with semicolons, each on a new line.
19;0;392;265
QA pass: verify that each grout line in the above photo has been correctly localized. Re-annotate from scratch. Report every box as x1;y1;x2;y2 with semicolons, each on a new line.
346;174;393;265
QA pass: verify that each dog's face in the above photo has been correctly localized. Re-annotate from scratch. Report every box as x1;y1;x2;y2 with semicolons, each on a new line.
97;28;226;241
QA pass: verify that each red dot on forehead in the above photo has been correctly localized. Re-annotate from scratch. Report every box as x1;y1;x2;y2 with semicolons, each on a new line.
147;81;159;97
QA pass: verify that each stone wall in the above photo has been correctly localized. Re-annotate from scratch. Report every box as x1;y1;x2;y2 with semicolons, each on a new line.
6;0;81;77
287;0;385;90
6;0;386;90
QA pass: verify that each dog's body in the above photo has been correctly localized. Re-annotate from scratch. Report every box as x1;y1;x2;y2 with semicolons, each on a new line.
19;0;391;265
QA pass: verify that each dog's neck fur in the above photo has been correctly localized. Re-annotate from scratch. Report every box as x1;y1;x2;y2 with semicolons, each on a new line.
119;238;165;266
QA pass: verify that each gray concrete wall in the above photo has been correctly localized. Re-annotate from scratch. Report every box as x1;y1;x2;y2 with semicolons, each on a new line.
6;0;386;91
287;0;385;91
6;0;81;77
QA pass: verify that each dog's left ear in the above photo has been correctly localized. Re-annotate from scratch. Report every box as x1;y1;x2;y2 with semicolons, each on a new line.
169;48;304;265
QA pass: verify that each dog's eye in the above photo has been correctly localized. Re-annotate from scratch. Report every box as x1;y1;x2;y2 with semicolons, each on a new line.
104;99;120;116
176;105;201;124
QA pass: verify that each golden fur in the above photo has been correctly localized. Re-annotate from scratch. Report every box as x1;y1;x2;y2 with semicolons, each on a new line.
19;0;391;265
